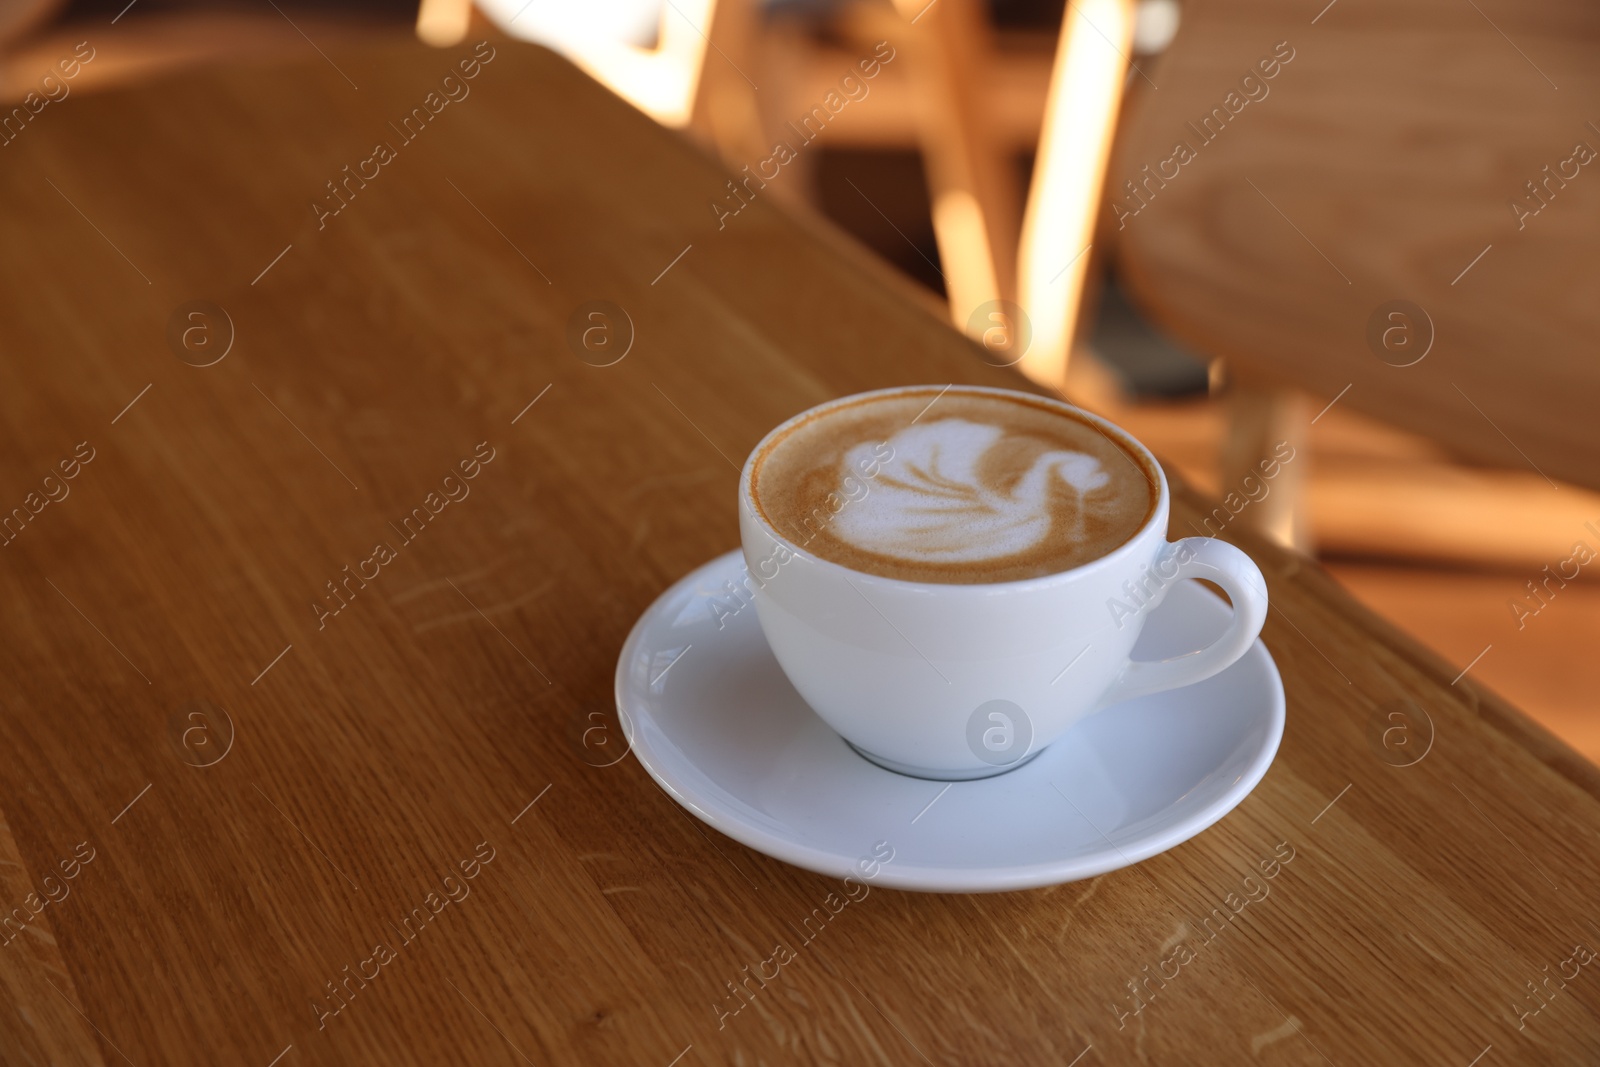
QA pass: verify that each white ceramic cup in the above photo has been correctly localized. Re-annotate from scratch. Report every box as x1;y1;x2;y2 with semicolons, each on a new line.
737;385;1270;781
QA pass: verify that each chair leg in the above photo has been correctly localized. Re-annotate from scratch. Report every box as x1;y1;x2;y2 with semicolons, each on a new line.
888;0;1020;337
1219;379;1312;552
1016;0;1135;388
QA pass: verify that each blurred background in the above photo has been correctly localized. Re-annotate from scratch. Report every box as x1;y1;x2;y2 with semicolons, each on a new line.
6;0;1595;759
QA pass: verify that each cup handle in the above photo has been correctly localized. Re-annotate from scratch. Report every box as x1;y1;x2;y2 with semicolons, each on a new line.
1095;537;1269;707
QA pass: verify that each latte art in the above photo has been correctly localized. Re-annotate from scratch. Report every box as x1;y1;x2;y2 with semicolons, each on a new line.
833;419;1113;563
751;388;1157;583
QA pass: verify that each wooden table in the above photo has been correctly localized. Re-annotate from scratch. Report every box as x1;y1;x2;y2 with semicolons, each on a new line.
1113;0;1600;491
2;34;1597;1067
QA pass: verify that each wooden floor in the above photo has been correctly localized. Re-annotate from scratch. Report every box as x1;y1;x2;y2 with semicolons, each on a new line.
1326;562;1600;760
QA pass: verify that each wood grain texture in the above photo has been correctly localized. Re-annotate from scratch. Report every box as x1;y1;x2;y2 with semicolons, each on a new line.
1111;0;1600;491
0;34;1597;1066
0;811;104;1066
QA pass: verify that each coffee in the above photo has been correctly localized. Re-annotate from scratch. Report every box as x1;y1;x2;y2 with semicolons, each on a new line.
750;387;1157;584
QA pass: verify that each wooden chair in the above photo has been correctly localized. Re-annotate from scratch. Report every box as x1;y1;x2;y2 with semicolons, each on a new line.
1107;0;1600;563
803;0;1139;374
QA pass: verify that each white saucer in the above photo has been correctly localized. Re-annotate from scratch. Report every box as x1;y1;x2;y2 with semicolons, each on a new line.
616;551;1284;893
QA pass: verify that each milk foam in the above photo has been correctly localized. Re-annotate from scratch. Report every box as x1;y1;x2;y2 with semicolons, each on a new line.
751;388;1155;583
832;418;1112;563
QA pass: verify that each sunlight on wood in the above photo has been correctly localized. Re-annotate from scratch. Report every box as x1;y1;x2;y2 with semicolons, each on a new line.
415;0;472;47
931;188;1003;331
498;0;720;128
1017;0;1134;388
